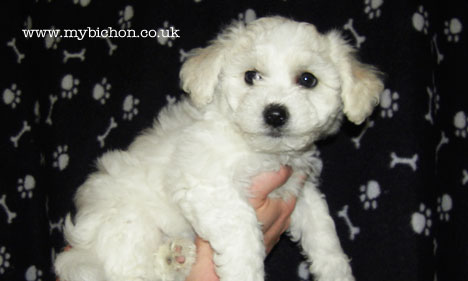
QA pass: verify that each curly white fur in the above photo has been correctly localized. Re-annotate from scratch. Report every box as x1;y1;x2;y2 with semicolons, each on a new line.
55;16;383;281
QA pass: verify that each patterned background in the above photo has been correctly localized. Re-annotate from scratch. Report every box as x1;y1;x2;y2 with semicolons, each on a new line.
1;0;467;280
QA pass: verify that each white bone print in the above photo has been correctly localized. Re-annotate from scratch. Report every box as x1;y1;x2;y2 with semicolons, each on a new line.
0;195;17;224
337;205;360;240
425;84;439;125
45;95;58;125
63;48;86;63
10;121;31;148
103;37;117;56
97;117;118;148
462;170;468;186
7;38;25;64
179;49;190;62
431;34;444;64
49;217;64;234
390;152;418;171
435;131;449;162
351;120;374;149
343;18;366;48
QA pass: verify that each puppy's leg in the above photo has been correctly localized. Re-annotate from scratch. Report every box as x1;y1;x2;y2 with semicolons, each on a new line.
154;238;196;281
55;248;105;281
57;213;172;281
289;182;354;281
178;185;265;281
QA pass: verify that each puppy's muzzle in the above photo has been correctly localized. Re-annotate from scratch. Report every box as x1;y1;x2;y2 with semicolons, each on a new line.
263;103;289;129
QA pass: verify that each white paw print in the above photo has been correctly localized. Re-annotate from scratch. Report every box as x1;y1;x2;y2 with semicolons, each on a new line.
380;89;399;118
444;18;462;43
17;174;35;199
44;26;61;50
437;194;453;222
431;89;440;113
123;95;139;120
25;265;43;281
412;5;429;34
118;5;134;29
3;83;21;109
0;246;11;274
61;74;80;99
72;0;91;7
454;111;468;138
53;145;70;171
297;261;311;281
238;9;257;24
364;0;383;19
359;180;381;210
411;203;432;236
157;21;176;47
93;77;111;104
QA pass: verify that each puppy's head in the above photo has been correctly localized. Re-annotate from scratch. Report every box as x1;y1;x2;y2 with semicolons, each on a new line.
180;17;383;152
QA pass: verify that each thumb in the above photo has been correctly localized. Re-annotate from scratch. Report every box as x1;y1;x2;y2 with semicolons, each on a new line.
249;166;292;208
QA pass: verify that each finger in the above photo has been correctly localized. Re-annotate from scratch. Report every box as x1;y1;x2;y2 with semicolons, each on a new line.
256;199;284;231
249;166;292;202
263;215;291;254
283;195;297;217
264;232;281;254
261;198;295;235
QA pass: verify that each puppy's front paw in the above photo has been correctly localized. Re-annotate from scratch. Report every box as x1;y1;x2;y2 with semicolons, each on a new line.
310;256;355;281
155;238;196;279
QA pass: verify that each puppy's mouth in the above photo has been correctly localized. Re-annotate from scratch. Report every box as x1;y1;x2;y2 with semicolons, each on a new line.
266;128;284;138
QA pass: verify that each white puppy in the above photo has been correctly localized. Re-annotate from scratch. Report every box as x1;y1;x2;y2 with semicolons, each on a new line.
55;16;383;281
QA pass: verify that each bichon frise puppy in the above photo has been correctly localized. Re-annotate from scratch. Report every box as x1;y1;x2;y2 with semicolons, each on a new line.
55;16;383;281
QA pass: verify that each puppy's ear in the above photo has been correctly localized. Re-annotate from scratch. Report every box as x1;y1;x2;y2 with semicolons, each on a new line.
179;42;225;107
327;31;384;125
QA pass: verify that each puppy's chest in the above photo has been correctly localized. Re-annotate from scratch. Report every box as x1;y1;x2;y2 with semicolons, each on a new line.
245;151;321;200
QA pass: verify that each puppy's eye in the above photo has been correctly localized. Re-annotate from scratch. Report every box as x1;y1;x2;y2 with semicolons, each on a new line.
298;72;318;88
245;70;261;85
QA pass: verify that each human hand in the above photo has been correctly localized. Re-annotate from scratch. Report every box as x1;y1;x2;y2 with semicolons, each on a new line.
185;166;299;281
248;165;297;253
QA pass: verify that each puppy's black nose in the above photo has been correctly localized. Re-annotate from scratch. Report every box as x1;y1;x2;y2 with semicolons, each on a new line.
263;104;289;128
